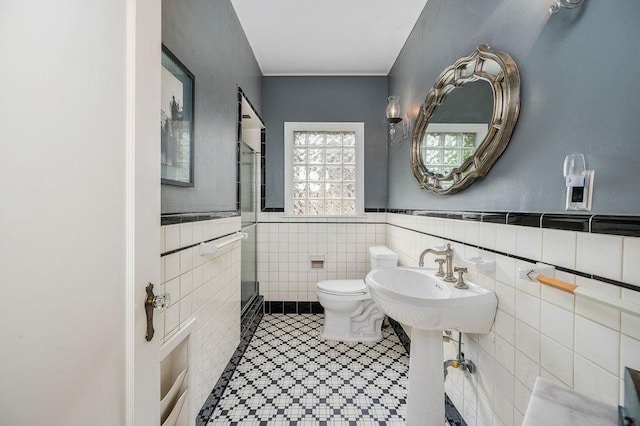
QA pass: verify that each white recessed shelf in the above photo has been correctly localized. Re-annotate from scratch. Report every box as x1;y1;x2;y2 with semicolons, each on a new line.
160;318;196;426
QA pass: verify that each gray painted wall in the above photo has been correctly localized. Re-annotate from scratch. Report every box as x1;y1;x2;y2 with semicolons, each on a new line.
388;0;640;214
162;0;262;214
263;76;389;209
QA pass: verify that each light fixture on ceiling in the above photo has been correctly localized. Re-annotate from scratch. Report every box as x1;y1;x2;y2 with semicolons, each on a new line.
386;95;410;145
549;0;585;14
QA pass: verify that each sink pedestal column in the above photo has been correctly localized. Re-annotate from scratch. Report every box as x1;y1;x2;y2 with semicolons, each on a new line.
406;328;444;426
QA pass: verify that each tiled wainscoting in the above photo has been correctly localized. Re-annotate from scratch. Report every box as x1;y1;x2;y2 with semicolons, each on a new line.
256;212;387;302
162;210;640;426
160;214;242;410
385;212;640;426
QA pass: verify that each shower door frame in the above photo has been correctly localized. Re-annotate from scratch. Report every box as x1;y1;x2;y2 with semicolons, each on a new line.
237;88;264;315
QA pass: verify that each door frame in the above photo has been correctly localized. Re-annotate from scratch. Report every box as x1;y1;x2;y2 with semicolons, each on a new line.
125;0;162;424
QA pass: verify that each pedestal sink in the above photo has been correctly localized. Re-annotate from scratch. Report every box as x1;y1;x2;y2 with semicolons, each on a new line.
365;267;497;426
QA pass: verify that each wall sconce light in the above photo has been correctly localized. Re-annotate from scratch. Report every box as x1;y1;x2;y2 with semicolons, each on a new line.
550;0;584;14
563;153;594;211
386;95;410;145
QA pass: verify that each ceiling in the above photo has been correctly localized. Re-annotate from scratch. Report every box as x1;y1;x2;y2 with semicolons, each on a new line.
230;0;429;76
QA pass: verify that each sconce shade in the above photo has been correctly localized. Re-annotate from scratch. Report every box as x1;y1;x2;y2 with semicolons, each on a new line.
386;95;410;145
386;96;402;120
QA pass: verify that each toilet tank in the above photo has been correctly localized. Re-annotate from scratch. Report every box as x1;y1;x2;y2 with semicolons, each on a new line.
369;246;399;269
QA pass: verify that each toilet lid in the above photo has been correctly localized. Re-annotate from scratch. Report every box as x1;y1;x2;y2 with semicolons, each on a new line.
317;279;367;295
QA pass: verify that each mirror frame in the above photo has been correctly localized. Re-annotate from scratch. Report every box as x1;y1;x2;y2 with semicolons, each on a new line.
410;44;521;194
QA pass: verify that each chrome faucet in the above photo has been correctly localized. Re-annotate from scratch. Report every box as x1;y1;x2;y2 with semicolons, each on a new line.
418;243;456;283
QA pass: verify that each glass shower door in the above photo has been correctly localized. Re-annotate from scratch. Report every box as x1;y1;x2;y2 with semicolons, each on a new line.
240;142;258;312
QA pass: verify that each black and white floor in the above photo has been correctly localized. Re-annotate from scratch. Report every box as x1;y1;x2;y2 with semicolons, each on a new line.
206;314;457;425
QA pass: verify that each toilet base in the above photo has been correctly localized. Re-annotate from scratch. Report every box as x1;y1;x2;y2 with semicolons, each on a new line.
318;298;385;343
320;331;383;343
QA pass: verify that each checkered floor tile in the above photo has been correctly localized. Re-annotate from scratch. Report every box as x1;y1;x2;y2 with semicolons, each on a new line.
207;314;451;425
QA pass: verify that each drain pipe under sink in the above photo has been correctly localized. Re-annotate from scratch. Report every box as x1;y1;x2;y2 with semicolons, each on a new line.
444;331;476;380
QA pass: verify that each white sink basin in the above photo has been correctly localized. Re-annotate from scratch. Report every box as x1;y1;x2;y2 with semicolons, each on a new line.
365;267;497;333
365;266;498;426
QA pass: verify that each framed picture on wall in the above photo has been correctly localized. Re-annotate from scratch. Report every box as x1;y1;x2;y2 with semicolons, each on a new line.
161;45;194;186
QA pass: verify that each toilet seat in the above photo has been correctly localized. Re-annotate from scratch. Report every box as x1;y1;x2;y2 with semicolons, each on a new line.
317;279;368;296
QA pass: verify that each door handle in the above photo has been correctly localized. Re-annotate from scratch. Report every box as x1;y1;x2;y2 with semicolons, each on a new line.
144;283;170;342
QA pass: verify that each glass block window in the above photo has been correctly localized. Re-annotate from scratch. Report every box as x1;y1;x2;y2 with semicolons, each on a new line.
422;123;488;176
285;123;364;216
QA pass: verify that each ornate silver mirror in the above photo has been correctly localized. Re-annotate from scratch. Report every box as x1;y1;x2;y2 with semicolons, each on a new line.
411;45;521;194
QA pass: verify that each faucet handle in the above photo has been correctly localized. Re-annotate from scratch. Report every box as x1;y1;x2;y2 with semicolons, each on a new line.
434;258;446;277
453;267;469;289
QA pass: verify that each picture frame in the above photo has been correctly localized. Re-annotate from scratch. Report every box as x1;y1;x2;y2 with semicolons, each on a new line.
161;45;194;186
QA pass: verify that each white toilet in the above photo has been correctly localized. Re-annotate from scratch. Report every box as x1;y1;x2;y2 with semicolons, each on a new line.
316;246;398;342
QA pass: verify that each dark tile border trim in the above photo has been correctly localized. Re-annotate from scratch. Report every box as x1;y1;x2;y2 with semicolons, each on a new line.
462;212;482;222
507;213;542;228
388;317;410;354
196;296;264;426
195;208;636;239
263;300;324;314
387;317;466;426
481;212;508;224
161;231;238;257
592;215;640;237
388;210;640;237
259;207;386;214
258;221;386;225
161;211;239;226
241;295;264;337
542;214;590;232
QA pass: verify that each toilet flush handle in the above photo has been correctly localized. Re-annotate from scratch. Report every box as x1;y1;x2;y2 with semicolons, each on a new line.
144;283;171;342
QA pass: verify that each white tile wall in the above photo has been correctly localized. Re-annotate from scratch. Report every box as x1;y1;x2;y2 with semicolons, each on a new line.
574;354;619;406
495;256;516;288
540;335;573;386
160;216;241;410
574;316;619;374
256;212;386;301
623;237;640;287
576;232;623;281
385;213;640;426
480;222;498;251
540;301;573;349
542;229;576;270
622;312;640;341
494;309;515;345
515;320;540;364
495;224;517;255
165;211;640;422
515;226;542;261
514;349;539;389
